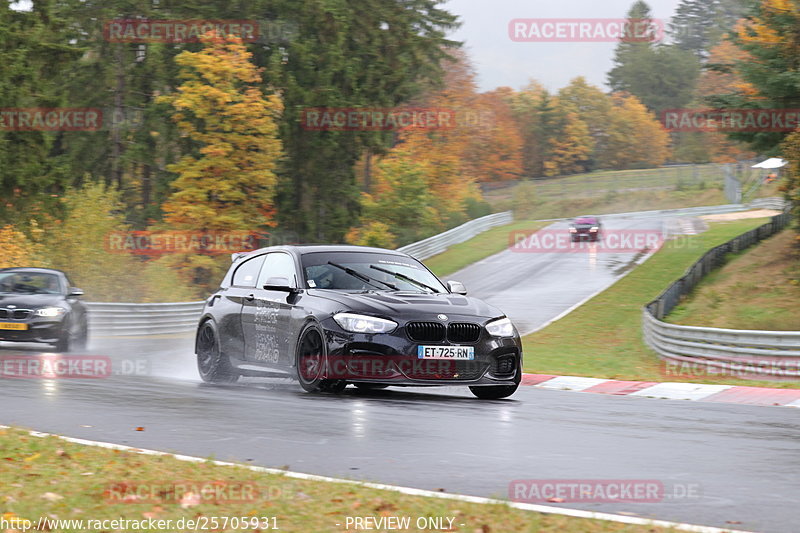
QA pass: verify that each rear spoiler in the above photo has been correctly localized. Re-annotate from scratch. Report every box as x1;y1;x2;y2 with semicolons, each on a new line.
231;251;251;263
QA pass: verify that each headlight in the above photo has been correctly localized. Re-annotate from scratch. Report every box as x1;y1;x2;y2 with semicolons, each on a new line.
590;227;599;232
569;228;577;233
35;307;66;318
333;313;397;334
486;317;515;337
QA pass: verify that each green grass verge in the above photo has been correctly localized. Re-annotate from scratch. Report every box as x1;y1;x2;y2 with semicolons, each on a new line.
667;228;800;331
0;426;673;533
521;218;800;389
425;220;550;277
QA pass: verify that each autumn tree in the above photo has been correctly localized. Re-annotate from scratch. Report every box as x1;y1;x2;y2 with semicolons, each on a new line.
598;93;671;169
0;225;42;269
780;130;800;232
558;77;612;169
42;183;143;302
466;88;523;182
156;33;284;293
711;0;800;153
675;40;757;163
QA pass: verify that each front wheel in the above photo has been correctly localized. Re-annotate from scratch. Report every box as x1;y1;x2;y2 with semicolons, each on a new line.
196;320;239;383
295;323;345;393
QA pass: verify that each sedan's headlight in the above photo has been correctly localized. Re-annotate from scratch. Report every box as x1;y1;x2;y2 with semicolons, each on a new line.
486;317;515;337
35;307;66;318
569;228;577;233
333;313;397;334
589;226;599;232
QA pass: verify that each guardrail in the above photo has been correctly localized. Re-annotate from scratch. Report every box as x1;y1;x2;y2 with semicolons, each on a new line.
86;211;514;336
397;211;513;261
87;301;204;337
643;210;799;377
748;197;790;211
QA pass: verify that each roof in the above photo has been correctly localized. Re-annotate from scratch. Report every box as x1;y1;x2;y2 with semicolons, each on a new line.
0;267;67;276
232;244;409;263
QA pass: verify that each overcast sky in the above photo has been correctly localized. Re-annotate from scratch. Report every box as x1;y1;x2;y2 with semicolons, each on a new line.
444;0;683;93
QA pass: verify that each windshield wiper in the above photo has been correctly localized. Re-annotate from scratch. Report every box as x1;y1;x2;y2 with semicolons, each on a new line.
327;262;399;291
369;265;439;293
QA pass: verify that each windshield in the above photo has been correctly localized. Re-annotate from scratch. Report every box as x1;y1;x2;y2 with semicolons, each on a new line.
574;217;598;225
301;252;447;293
0;272;62;295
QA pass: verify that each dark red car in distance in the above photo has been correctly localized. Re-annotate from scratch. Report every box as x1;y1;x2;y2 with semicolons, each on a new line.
569;216;602;242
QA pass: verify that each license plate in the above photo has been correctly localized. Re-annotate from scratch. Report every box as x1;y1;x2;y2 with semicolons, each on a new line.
417;345;474;360
0;322;28;331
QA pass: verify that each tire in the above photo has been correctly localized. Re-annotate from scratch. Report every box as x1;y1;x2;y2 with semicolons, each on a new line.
73;320;88;351
196;320;239;383
295;322;345;393
54;329;71;353
469;360;521;400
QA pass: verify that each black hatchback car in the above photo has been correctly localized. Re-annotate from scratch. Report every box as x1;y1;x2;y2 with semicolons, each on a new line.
195;245;522;399
0;268;88;352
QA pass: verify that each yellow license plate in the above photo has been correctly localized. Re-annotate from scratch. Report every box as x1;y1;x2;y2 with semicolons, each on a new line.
0;322;28;331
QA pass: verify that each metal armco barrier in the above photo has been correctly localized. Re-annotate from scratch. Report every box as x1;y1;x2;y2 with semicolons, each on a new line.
87;301;204;336
87;211;513;336
397;211;513;261
748;197;790;211
643;210;798;377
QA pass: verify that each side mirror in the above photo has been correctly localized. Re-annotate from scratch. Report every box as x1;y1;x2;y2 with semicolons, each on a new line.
447;280;467;295
68;287;84;298
263;277;299;293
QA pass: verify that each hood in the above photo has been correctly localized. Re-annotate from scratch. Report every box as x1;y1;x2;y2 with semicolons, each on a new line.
0;293;66;309
312;290;503;322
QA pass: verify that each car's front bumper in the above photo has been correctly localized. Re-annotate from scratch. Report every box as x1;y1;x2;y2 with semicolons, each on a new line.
318;319;522;387
0;318;65;344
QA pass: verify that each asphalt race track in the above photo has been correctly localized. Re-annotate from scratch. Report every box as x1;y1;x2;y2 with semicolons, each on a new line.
1;206;797;533
448;210;700;335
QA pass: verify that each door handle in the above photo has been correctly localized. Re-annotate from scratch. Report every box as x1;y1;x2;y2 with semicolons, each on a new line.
245;294;255;302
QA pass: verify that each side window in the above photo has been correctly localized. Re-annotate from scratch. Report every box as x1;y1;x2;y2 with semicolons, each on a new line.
257;253;298;288
232;255;266;287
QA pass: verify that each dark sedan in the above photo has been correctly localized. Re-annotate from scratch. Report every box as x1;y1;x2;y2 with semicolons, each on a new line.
0;268;88;352
195;245;522;399
569;215;602;242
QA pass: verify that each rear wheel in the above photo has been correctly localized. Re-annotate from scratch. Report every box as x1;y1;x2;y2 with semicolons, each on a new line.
295;323;345;393
196;320;239;383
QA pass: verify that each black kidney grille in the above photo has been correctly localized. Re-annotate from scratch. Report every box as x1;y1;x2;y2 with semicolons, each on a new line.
406;322;445;342
447;322;481;343
0;309;31;320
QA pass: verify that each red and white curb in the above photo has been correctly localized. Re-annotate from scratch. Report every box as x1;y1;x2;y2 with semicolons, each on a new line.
522;374;800;407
